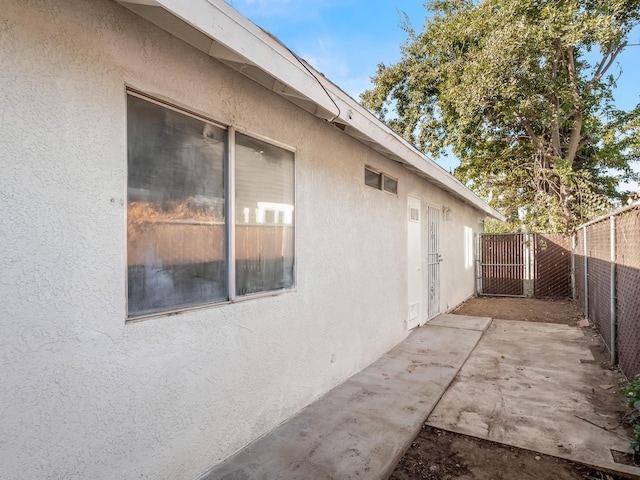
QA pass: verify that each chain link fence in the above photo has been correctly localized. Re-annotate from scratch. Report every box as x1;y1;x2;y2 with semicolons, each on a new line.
613;208;640;380
534;234;572;298
477;233;570;298
587;220;611;348
478;233;526;296
574;204;640;380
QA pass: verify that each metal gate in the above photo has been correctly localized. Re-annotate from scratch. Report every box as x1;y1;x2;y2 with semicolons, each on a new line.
477;233;530;297
476;233;571;298
426;205;441;319
534;234;572;298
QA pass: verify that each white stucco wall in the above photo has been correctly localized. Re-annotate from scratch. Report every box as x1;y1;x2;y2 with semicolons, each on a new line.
0;1;484;479
399;172;482;319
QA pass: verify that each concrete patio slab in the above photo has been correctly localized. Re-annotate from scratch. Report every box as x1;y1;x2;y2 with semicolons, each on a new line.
428;319;640;479
428;313;492;332
200;315;490;480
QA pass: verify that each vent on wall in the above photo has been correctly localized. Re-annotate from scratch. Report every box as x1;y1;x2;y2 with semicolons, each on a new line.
409;207;419;222
409;302;420;320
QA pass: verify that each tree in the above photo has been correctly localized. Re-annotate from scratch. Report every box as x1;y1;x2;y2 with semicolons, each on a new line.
361;0;640;232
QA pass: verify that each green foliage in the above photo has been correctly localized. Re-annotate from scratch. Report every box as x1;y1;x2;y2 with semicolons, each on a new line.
484;218;518;233
633;424;640;453
624;375;640;452
362;0;640;233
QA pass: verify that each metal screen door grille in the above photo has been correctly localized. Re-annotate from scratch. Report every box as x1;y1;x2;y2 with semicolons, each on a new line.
479;233;527;297
427;205;440;319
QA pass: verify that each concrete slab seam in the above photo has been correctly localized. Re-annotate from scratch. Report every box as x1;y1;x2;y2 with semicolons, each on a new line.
381;319;493;479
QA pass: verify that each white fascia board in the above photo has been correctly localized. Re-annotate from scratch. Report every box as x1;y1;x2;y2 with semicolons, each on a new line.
119;0;339;120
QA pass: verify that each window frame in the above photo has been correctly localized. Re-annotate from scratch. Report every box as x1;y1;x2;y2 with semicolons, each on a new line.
364;165;382;189
364;165;398;196
383;174;398;195
125;90;297;321
230;128;297;302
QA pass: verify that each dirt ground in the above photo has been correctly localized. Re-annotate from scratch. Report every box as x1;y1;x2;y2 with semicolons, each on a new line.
390;297;637;480
452;296;583;325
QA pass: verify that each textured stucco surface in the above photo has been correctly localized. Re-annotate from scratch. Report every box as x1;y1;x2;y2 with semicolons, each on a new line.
202;316;490;480
0;1;484;479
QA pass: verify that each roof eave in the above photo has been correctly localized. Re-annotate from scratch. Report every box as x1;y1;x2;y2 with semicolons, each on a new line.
115;0;506;222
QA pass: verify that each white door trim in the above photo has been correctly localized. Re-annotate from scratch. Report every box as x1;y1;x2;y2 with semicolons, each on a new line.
407;195;423;329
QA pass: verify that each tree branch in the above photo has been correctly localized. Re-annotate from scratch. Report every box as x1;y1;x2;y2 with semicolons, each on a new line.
551;38;563;158
514;112;541;151
566;46;583;167
589;41;628;89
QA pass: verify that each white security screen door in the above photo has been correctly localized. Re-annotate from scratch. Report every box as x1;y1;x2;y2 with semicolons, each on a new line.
426;204;441;320
407;196;422;329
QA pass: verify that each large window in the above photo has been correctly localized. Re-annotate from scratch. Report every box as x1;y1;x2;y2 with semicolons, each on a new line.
126;93;295;317
235;133;295;296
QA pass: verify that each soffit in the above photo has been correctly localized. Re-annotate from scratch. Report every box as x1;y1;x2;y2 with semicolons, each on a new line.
116;0;505;221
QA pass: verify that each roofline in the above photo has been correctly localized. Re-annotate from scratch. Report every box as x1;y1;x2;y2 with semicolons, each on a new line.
310;67;506;220
116;0;506;222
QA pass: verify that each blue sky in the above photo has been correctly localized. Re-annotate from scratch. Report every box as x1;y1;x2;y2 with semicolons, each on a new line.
226;0;640;180
226;0;427;99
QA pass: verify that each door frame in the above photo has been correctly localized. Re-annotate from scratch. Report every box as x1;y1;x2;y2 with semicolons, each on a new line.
407;195;423;329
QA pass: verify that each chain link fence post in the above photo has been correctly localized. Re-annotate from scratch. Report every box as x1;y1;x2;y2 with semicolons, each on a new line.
583;225;588;319
571;233;576;300
609;215;616;365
